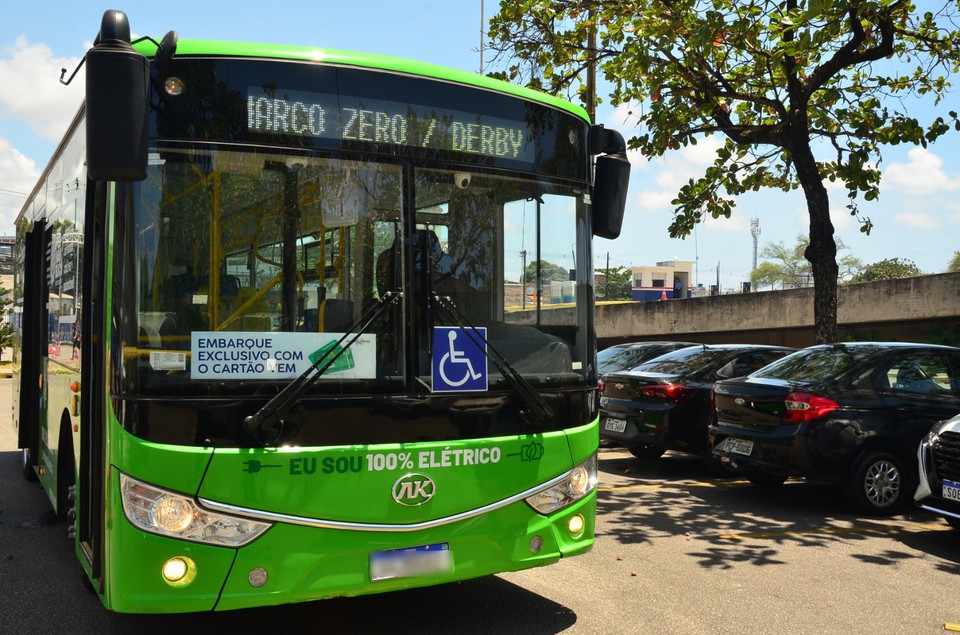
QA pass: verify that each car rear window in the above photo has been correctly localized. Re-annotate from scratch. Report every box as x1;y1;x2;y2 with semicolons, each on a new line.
751;346;874;382
597;346;635;370
631;347;732;376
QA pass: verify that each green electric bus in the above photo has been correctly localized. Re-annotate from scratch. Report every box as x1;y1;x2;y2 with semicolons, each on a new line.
12;10;629;613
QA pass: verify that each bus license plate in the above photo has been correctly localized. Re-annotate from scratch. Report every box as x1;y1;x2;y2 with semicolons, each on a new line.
723;438;754;456
604;418;627;433
943;480;960;501
370;543;452;581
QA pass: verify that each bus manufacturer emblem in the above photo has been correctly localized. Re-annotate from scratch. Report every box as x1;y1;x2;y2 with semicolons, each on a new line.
392;473;436;507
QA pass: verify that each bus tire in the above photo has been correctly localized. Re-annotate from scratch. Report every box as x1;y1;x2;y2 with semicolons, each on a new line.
56;423;76;522
22;447;39;482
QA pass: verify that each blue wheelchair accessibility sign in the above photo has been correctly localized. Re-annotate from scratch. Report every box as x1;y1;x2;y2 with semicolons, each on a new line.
432;327;487;392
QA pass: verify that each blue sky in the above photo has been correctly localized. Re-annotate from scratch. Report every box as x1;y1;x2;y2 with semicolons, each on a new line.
2;2;959;291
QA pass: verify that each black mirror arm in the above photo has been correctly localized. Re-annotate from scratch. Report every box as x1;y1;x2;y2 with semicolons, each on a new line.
60;57;87;86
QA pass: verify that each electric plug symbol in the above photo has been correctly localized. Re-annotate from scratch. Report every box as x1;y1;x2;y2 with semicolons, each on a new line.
242;460;282;474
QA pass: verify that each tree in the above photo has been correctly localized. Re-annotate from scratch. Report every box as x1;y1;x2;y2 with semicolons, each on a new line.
849;257;921;283
488;2;960;343
596;265;633;300
523;259;570;285
751;234;860;289
948;250;960;273
0;284;12;362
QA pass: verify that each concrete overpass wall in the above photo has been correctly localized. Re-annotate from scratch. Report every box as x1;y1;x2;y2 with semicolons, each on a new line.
596;272;960;349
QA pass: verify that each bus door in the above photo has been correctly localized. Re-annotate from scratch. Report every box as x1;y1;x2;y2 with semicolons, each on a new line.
17;223;50;477
77;180;109;583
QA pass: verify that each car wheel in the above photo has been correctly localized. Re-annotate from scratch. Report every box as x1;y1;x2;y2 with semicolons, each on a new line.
628;444;666;461
847;451;908;515
746;471;787;489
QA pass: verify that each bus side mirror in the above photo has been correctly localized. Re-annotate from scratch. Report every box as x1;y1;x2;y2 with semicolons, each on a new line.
85;10;149;181
590;125;630;240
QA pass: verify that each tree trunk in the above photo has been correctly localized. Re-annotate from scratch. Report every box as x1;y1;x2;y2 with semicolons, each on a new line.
792;139;838;344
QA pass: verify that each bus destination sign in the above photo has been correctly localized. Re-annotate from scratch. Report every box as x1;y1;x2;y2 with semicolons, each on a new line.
247;88;535;162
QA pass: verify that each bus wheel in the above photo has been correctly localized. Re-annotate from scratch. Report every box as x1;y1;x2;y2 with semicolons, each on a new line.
56;426;76;523
21;447;38;481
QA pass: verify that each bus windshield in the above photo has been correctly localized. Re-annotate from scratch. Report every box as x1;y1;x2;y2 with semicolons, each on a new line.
121;146;588;396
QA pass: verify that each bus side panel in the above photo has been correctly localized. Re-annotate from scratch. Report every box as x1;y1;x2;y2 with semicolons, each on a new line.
566;418;600;462
102;470;237;613
36;362;81;513
102;424;225;613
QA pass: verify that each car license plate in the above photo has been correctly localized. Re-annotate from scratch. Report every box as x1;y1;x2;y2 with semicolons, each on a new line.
370;542;452;581
604;418;627;433
943;479;960;501
723;438;754;456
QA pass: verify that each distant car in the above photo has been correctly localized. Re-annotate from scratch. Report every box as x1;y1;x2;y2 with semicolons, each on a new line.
597;341;699;374
599;344;796;462
710;342;960;514
916;413;960;528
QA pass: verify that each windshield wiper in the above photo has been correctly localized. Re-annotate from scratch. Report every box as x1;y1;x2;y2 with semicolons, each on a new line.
244;291;402;445
430;293;555;425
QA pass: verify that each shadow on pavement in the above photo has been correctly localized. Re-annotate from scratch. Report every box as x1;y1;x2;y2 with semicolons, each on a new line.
596;447;948;571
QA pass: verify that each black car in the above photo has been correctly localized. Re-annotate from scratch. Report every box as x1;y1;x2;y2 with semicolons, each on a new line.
710;342;960;514
915;413;960;528
597;341;699;374
600;344;796;462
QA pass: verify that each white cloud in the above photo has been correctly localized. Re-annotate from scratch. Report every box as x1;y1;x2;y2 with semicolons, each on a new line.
0;135;40;230
629;136;724;212
635;187;675;212
704;209;750;233
893;210;940;230
884;147;960;196
0;36;84;141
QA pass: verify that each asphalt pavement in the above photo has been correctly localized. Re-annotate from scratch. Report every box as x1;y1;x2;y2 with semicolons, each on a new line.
4;376;960;634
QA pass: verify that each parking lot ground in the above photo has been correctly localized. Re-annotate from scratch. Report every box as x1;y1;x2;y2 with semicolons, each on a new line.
551;446;960;633
4;389;959;634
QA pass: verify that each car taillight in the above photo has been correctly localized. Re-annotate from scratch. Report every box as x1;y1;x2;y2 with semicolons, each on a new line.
638;384;697;403
783;392;838;422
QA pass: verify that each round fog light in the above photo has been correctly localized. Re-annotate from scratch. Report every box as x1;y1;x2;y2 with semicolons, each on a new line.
568;514;585;536
248;567;269;588
163;557;187;582
529;535;543;554
161;556;196;587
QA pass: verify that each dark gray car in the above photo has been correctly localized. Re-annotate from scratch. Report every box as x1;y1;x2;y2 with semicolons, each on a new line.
711;342;960;514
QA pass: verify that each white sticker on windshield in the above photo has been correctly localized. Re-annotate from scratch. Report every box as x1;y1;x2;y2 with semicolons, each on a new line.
150;351;187;371
189;332;376;381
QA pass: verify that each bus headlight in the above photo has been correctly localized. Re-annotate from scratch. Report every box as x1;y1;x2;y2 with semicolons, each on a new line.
524;455;597;515
120;473;272;547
